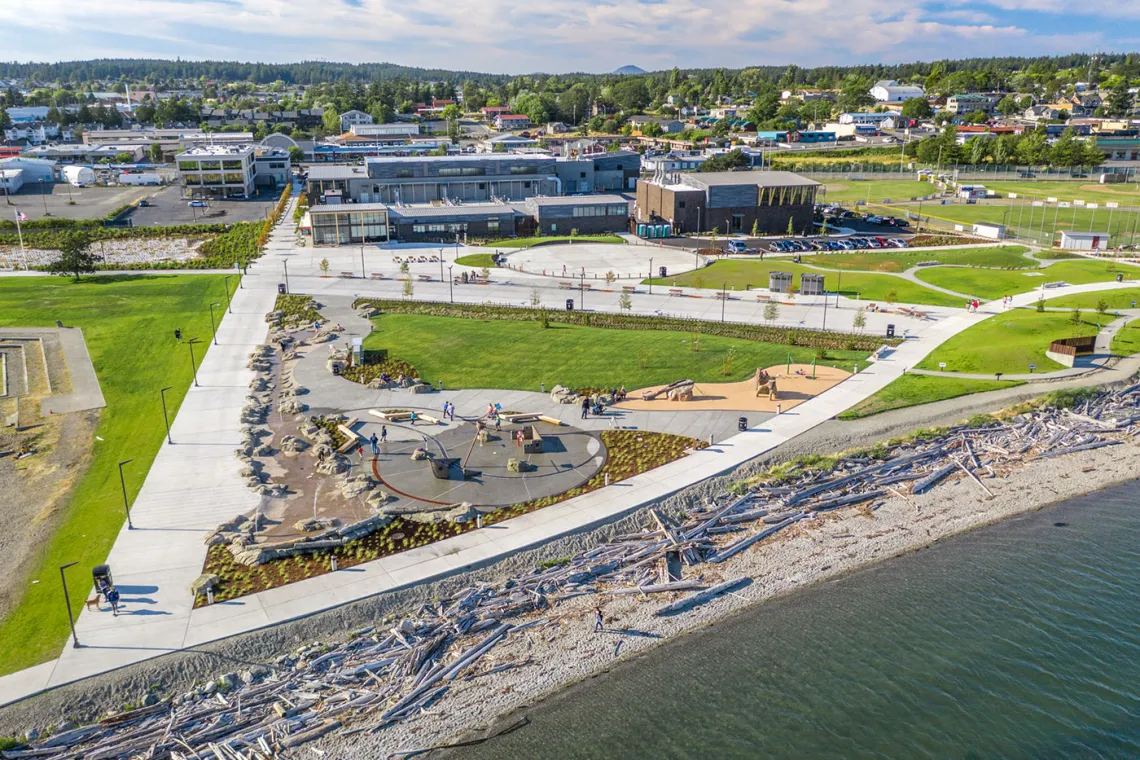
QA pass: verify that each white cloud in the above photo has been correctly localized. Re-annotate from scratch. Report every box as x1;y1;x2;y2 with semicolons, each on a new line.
0;0;1122;73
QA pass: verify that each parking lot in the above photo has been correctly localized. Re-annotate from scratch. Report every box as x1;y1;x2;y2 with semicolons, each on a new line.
3;182;153;222
128;185;279;227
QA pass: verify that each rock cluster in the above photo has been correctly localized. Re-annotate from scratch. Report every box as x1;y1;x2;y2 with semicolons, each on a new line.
550;384;580;404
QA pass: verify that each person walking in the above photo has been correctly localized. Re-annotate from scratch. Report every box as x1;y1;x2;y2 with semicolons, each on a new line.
369;433;379;455
106;585;121;617
448;403;455;422
581;396;590;419
516;429;524;447
494;413;502;432
380;425;388;443
593;605;604;633
409;411;418;426
357;444;365;461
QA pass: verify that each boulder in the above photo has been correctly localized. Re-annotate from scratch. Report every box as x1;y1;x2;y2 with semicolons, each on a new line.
341;473;375;499
404;502;478;525
316;456;349;475
366;489;393;509
301;423;321;439
265;310;284;325
410;448;429;461
550;385;579;404
280;399;308;415
507;458;535;473
280;435;308;455
410;383;431;394
311;443;334;461
190;573;219;597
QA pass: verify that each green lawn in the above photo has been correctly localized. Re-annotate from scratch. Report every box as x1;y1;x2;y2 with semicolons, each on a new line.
1111;319;1140;355
0;274;228;675
644;259;964;307
490;235;624;248
982;180;1140;203
837;374;1024;419
362;313;868;390
897;201;1140;244
821;180;939;203
918;309;1101;375
915;259;1140;301
804;245;1032;273
1045;288;1140;310
454;253;497;268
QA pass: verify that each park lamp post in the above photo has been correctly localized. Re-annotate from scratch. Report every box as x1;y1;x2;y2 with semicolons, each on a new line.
118;458;135;529
208;302;221;346
649;257;654;295
360;243;366;279
38;178;48;214
187;338;201;387
160;385;174;444
721;282;727;322
447;265;454;303
59;561;80;648
223;275;234;311
580;272;586;310
283;260;290;294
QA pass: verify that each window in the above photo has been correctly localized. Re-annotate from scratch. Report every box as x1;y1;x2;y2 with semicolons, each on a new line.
478;183;486;190
177;161;198;171
731;214;743;232
198;160;220;170
396;169;414;178
580;172;586;178
609;205;628;216
487;219;499;234
427;223;447;233
524;181;531;189
412;224;426;233
223;173;244;184
439;167;485;177
222;160;242;170
509;165;538;175
678;200;686;209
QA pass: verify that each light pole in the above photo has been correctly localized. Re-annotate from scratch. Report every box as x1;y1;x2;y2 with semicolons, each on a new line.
160;385;173;444
721;282;727;322
447;265;454;303
649;257;654;295
118;458;134;529
439;254;444;284
60;561;80;648
39;178;48;214
188;337;201;387
223;275;234;311
283;260;290;293
360;244;366;279
208;302;221;346
580;272;586;310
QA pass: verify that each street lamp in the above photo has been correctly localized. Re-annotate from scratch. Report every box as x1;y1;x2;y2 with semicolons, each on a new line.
208;302;221;346
283;260;290;294
187;338;201;387
580;272;586;310
721;282;727;322
39;178;48;214
160;385;173;444
223;276;234;312
59;562;80;648
118;458;134;529
360;244;366;279
649;257;654;295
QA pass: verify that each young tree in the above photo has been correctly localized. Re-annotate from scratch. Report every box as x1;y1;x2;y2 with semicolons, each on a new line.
1070;307;1082;325
1036;296;1046;313
619;291;632;311
319;257;330;275
399;261;410;276
885;289;898;306
402;278;414;299
605;270;616;284
1096;298;1109;316
751;219;759;238
50;232;98;282
763;300;779;324
148;142;163;162
530;286;541;306
786;217;795;237
852;307;867;332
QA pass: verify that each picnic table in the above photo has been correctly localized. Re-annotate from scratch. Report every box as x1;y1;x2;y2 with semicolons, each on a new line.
622;285;637;294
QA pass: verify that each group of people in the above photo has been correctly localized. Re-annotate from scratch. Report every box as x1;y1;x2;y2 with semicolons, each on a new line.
442;401;457;421
1001;295;1014;309
485;402;504;431
965;299;981;312
95;577;123;616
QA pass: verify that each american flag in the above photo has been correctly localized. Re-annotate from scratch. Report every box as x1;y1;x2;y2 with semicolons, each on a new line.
15;211;27;222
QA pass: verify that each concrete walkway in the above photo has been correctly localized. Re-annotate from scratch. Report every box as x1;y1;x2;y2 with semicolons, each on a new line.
5;236;1140;706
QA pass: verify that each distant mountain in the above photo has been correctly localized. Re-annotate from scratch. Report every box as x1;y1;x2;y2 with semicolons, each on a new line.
613;65;647;75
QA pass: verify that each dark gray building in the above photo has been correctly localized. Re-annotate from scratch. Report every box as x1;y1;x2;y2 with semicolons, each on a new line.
387;203;521;243
635;170;819;235
524;195;631;236
553;151;641;194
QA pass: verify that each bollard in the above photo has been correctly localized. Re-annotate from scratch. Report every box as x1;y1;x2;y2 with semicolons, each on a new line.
331;556;338;572
206;588;214;605
477;515;483;529
604;473;610;486
541;382;545;393
708;434;715;446
776;403;782;415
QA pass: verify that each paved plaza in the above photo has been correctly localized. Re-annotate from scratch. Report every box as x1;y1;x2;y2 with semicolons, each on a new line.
498;241;707;280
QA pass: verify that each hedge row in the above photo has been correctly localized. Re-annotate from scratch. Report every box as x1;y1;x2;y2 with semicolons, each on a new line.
353;299;897;352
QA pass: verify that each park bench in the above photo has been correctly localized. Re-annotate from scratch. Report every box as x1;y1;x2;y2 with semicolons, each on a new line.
714;291;730;300
622;285;637;294
669;289;684;297
370;272;386;280
416;274;433;282
340;271;354;278
1042;281;1067;289
755;294;770;302
559;281;575;289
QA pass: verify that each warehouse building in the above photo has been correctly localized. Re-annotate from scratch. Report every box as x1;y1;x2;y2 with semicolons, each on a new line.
634;170;819;235
524;195;630;236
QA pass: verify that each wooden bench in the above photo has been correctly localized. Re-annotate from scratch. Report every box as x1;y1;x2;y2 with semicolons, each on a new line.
339;271;355;278
622;285;637;294
416;274;433;282
559;281;575;290
669;289;684;297
370;272;386;280
714;291;730;300
756;294;770;302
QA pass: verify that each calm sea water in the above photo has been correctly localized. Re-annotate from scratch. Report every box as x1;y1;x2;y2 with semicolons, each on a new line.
453;484;1140;760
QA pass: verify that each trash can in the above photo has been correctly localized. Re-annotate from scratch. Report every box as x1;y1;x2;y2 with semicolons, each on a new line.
886;323;896;339
737;416;748;432
1117;273;1125;282
566;299;574;311
92;564;113;589
659;266;667;278
277;282;287;294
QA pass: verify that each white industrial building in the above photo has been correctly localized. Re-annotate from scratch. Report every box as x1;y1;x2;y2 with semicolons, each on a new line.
175;144;291;198
349;123;420;138
870;80;925;103
1059;230;1112;250
0;169;24;194
0;157;57;183
62;165;96;186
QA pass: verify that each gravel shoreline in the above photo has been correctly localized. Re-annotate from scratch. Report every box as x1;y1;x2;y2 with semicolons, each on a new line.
0;381;1134;751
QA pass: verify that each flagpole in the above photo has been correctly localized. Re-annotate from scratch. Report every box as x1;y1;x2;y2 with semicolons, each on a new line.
14;209;28;271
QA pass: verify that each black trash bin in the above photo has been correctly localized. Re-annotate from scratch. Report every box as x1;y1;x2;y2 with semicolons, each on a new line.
1117;273;1125;283
566;299;574;311
92;564;113;589
277;282;287;294
886;323;896;339
738;416;748;432
659;266;667;278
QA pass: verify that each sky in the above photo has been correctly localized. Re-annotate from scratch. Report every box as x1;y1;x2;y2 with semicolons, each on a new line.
0;0;1136;75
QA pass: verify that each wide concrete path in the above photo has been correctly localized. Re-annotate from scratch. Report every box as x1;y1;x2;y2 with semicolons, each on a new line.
5;236;1140;706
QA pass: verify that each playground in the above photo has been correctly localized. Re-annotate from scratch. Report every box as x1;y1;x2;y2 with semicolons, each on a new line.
617;364;852;412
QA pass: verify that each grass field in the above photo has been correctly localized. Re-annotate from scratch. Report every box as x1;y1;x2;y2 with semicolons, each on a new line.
454;253;497;268
361;313;868;390
821;180;938;204
1111;319;1140;355
804;245;1032;273
982;180;1140;203
918;309;1101;375
1045;288;1140;310
837;374;1024;419
491;235;623;248
0;274;228;675
643;259;963;307
884;200;1140;244
915;259;1140;300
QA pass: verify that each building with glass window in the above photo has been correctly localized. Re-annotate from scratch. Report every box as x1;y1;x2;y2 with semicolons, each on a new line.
308;203;391;246
175;145;256;199
635;170;819;235
525;195;631;235
387;203;520;243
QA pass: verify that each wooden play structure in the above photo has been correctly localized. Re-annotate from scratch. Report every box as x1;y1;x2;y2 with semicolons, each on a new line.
755;368;778;400
642;379;695;401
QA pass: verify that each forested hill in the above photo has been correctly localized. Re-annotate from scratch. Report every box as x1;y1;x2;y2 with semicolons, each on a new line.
0;53;1135;86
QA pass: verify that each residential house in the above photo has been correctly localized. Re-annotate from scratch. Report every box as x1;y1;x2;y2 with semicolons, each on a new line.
870;80;925;103
3;122;69;144
1024;105;1061;122
946;93;1001;115
494;114;532;130
339;110;373;131
837;112;901;128
545;122;572;135
480;106;512;120
628;115;685;135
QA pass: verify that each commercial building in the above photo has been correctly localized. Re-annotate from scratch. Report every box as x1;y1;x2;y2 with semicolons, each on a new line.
946;93;1001;115
387;203;520;242
0;169;25;194
837;112;901;128
176;145;257;198
553;151;640;193
524;195;630;235
309;203;391;246
339;110;373;131
348;123;420;139
870;80;925;103
306;154;559;205
634;170;819;235
0;157;57;184
494;114;532;130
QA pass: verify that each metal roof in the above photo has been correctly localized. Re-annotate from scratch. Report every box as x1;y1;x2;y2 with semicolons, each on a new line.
307;164;369;180
528;194;630;206
680;171;819;189
388;203;519;219
309;202;390;214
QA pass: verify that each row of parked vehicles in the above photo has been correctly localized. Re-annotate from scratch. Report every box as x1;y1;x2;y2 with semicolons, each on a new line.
771;236;909;253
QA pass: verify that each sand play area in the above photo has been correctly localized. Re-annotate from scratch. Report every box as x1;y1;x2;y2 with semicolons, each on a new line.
615;363;852;413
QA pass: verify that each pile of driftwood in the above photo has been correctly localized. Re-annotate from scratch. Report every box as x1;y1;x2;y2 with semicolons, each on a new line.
8;386;1138;759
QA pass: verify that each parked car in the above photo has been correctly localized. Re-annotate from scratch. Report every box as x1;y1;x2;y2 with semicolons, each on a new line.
866;238;882;248
874;237;889;246
726;240;748;253
888;238;908;248
852;237;869;249
188;200;208;208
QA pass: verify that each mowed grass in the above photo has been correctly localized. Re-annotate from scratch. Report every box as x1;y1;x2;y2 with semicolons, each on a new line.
1111;319;1140;355
644;259;963;307
454;253;497;268
0;274;228;675
492;235;623;248
804;245;1032;273
1045;287;1140;310
837;374;1024;419
894;201;1140;242
915;260;1140;300
362;313;868;390
918;309;1101;375
821;180;939;203
983;180;1140;203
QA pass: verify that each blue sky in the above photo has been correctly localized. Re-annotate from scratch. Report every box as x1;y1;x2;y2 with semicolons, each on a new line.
0;0;1134;74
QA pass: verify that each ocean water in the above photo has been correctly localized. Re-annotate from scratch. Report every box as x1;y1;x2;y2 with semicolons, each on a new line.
453;483;1140;760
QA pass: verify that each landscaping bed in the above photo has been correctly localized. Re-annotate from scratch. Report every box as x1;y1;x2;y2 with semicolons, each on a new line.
274;294;323;324
480;234;624;248
197;429;704;604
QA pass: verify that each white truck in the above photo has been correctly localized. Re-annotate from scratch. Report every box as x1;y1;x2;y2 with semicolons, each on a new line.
118;172;161;186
